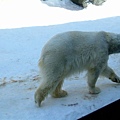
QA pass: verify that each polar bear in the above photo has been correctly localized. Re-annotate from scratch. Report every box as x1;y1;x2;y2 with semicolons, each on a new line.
35;31;120;107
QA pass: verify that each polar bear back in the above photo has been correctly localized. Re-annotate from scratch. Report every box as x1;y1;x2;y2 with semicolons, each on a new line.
39;31;109;77
42;31;108;55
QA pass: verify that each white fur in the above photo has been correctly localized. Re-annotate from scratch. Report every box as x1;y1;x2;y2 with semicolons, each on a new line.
35;31;120;107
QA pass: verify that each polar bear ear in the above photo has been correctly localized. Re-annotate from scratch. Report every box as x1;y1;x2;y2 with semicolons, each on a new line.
90;0;107;6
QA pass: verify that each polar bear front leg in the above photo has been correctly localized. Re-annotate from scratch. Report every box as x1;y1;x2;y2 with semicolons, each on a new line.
51;80;68;98
87;68;101;94
101;66;120;83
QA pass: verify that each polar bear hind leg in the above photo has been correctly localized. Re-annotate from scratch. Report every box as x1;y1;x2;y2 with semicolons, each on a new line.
51;80;68;98
35;77;67;106
35;78;61;107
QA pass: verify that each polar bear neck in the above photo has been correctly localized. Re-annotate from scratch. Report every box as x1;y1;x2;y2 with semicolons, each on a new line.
108;33;120;55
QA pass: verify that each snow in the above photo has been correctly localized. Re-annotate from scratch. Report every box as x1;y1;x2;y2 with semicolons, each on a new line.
0;0;120;120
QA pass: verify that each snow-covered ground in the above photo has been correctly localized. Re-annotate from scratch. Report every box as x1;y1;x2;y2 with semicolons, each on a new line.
0;0;120;120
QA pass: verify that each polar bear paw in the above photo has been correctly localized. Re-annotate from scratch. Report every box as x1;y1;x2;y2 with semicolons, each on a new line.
89;87;101;94
52;90;68;98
